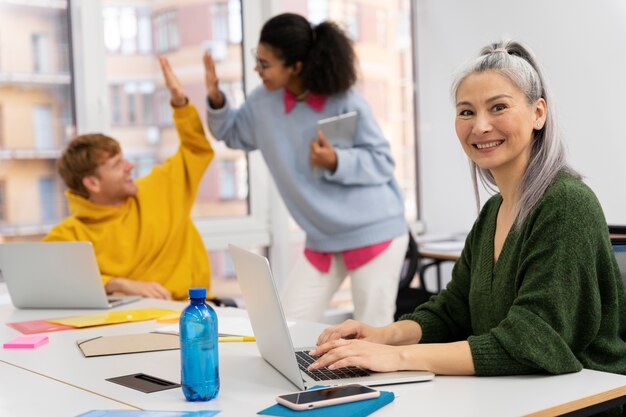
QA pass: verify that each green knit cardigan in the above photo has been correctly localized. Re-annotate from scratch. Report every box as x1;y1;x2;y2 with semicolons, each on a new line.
402;171;626;377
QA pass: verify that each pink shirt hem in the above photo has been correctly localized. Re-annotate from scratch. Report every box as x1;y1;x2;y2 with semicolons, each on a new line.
304;240;393;273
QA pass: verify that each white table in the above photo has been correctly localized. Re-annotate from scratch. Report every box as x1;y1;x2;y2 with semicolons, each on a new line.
0;360;136;417
1;299;625;416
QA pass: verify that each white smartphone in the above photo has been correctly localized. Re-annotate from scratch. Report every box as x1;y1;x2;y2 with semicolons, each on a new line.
276;384;380;411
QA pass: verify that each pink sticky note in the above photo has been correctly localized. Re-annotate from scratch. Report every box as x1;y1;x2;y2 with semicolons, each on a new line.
3;335;49;349
7;319;74;335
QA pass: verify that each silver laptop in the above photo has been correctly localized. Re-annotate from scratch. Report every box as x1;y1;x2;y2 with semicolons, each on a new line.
228;244;434;390
0;242;140;309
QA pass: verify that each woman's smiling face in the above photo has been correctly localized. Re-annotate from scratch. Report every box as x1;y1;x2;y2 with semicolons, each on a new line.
455;70;546;178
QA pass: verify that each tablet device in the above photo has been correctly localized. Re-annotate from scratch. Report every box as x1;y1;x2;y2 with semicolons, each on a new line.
317;111;358;149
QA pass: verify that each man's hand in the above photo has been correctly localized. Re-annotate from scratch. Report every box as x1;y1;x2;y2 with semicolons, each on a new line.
310;130;338;171
159;56;187;107
106;277;173;300
203;51;225;109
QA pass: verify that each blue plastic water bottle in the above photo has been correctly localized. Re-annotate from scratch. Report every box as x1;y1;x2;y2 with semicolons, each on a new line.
180;287;219;401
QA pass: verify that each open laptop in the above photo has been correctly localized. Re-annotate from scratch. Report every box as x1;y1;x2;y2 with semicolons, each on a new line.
0;241;140;309
228;244;434;390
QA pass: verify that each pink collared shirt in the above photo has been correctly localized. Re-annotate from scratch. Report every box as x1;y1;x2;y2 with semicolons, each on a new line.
284;89;326;113
304;241;393;273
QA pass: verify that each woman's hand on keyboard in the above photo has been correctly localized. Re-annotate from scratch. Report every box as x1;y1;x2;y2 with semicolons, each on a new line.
314;319;385;347
308;338;404;373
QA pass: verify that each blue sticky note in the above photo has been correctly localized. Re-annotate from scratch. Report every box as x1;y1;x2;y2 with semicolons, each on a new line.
75;411;220;417
258;390;394;417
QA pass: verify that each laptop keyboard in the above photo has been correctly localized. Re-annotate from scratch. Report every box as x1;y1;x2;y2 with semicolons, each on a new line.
295;350;370;381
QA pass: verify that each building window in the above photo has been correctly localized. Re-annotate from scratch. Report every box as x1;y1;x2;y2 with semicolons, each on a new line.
111;82;155;126
119;8;137;55
139;81;155;125
218;160;237;200
141;91;154;125
103;6;151;55
111;85;121;125
134;154;157;178
154;10;179;53
156;88;173;128
126;91;136;124
227;0;242;44
39;176;57;223
211;3;228;42
137;13;152;54
32;33;51;73
33;104;55;150
210;1;242;44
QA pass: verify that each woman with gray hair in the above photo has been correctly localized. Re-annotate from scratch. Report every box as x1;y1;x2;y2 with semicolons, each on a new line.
307;40;626;385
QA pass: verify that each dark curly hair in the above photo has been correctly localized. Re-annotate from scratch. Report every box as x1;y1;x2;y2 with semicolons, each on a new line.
259;13;357;96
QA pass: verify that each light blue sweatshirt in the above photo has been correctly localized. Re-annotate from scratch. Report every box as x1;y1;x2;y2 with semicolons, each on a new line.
206;87;406;252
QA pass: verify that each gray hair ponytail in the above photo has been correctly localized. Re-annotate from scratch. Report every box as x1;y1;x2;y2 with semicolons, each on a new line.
451;40;580;227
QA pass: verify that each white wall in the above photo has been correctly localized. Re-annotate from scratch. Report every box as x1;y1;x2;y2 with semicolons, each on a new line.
416;0;626;235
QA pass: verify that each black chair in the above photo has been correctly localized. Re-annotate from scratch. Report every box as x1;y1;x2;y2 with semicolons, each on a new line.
609;225;626;289
609;225;626;235
394;232;437;321
209;296;238;308
613;242;626;288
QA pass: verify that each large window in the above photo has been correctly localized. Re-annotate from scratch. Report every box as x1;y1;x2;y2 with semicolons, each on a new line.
0;1;418;306
102;0;247;219
0;2;74;240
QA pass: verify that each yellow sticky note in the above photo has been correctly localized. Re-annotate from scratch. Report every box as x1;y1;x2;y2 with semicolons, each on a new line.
47;308;180;328
156;312;181;324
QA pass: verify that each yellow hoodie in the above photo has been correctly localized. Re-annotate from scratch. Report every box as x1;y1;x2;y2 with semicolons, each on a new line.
45;104;214;300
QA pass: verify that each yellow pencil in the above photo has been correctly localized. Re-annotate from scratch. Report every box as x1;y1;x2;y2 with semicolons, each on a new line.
218;336;256;342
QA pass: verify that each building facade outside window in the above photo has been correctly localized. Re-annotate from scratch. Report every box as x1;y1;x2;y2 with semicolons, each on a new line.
0;1;74;240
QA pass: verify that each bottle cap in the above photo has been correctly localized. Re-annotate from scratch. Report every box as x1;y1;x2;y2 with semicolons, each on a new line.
188;287;206;299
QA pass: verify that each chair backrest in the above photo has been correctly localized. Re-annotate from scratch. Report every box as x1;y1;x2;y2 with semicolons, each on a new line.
394;231;436;321
611;238;626;289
